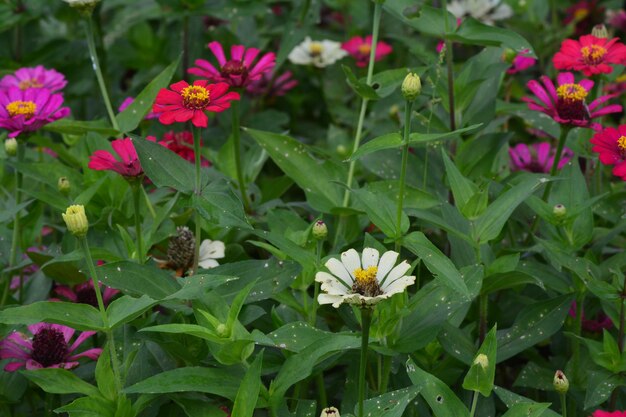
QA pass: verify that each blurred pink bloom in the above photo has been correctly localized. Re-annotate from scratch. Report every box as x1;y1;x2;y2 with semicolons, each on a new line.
507;49;536;74
10;246;47;290
118;97;160;120
53;281;119;307
0;66;67;92
569;301;613;333
342;36;392;67
509;142;574;173
592;410;626;417
246;70;298;97
189;41;276;88
0;87;70;138
0;323;101;371
607;9;626;32
156;131;210;166
88;137;154;177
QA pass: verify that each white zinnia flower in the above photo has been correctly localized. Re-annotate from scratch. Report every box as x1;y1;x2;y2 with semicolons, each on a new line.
198;239;225;269
447;0;513;25
320;407;340;417
288;37;348;68
315;248;415;308
62;0;101;6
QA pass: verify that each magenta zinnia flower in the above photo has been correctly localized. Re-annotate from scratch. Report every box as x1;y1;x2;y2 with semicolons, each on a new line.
341;36;393;68
568;302;613;333
119;97;160;120
509;142;574;173
246;70;298;97
88;137;152;177
506;49;536;74
0;87;70;138
553;35;626;77
0;66;67;92
592;411;626;417
0;323;101;371
522;72;622;129
590;125;626;180
53;281;119;307
188;41;275;88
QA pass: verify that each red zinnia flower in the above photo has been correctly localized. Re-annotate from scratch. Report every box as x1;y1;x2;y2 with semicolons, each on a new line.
592;411;626;417
590;125;626;180
341;36;393;68
88;137;153;177
153;80;239;128
522;72;622;130
157;131;210;166
553;35;626;76
188;41;275;88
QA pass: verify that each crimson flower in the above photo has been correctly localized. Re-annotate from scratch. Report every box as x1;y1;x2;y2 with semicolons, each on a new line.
53;281;119;307
157;131;210;166
153;80;240;128
522;72;621;129
590;125;626;180
568;302;613;333
88;137;153;177
553;35;626;76
0;323;101;371
592;411;626;417
188;41;275;88
0;87;70;138
342;36;392;68
246;70;298;97
509;142;574;173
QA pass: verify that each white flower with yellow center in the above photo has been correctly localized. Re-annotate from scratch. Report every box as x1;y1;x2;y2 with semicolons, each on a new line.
447;0;513;25
288;37;348;68
315;248;415;308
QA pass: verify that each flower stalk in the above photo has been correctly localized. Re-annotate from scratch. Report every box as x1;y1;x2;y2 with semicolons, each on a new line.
441;0;456;132
395;100;413;251
358;308;372;417
231;99;251;212
468;390;479;417
130;180;144;263
191;126;203;275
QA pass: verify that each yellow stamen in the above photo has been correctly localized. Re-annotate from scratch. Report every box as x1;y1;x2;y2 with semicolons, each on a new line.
18;79;43;90
6;100;37;120
618;136;626;150
353;266;378;285
309;42;323;56
581;44;607;63
358;43;371;55
617;74;626;83
556;83;588;101
180;85;210;109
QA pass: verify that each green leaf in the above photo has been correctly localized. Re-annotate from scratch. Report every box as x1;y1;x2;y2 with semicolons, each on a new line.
342;64;380;100
0;301;103;331
245;128;345;213
584;371;626;409
361;386;421;417
165;274;237;301
352;187;409;238
140;324;222;343
98;261;181;300
383;3;456;37
462;325;497;397
451;18;535;55
194;179;252;230
494;386;560;417
116;56;180;133
133;135;195;193
21;369;100;396
29;251;86;285
403;232;470;298
500;403;551;417
231;351;264;417
55;396;116;417
106;295;157;329
441;150;478;212
405;359;469;417
43;119;119;137
96;344;117;401
124;367;242;400
261;322;331;353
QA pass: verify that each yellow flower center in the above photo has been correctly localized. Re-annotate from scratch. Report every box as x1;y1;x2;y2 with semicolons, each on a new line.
18;79;43;90
618;136;626;150
6;100;37;119
352;265;382;297
354;265;378;285
556;83;588;102
180;85;210;110
309;42;323;56
581;44;607;65
358;43;371;55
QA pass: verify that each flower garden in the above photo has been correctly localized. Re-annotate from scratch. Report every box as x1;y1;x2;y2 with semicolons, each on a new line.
1;0;626;416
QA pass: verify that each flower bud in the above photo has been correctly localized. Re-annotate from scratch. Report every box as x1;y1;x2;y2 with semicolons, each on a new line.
58;177;71;196
62;205;89;238
336;144;348;158
4;138;17;156
312;220;328;240
592;24;609;39
401;72;421;101
62;0;100;16
320;407;340;417
216;323;228;337
553;370;569;394
501;48;517;64
473;353;489;370
553;204;567;218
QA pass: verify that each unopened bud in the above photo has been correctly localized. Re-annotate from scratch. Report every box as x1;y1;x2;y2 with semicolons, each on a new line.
553;204;567;218
336;144;348;158
5;138;17;156
58;177;71;195
473;353;489;370
62;205;89;238
592;24;609;39
320;407;340;417
216;323;228;337
553;370;569;394
401;72;421;101
312;220;328;240
501;48;517;64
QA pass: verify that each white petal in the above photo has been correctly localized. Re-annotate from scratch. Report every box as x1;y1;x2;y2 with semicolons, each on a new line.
341;249;361;279
199;239;225;260
380;260;411;287
318;293;345;308
325;258;354;285
376;250;399;283
198;258;219;269
490;4;513;20
361;248;379;269
320;278;350;296
383;275;416;296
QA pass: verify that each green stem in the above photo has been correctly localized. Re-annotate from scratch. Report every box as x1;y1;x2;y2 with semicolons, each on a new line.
609;278;626;410
478;293;488;343
182;14;189;79
395;101;413;251
80;237;123;393
231;99;251;212
131;181;144;263
441;0;456;132
358;309;373;417
142;183;157;219
560;392;567;417
379;355;392;394
315;373;327;409
191;126;203;275
84;17;119;131
469;390;479;417
309;239;324;326
572;291;585;384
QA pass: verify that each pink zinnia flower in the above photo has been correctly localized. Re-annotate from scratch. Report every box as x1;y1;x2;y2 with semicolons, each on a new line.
553;35;626;76
88;137;153;177
157;131;210;166
506;49;536;74
0;87;70;138
592;411;626;417
188;41;275;88
607;9;626;32
569;301;613;332
246;70;298;97
590;125;626;180
119;97;160;120
0;323;101;371
153;80;240;127
522;72;622;130
10;246;47;291
509;142;574;173
0;66;67;92
53;281;119;307
341;36;392;68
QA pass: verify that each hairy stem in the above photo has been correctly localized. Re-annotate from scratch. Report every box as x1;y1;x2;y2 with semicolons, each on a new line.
231;99;251;212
